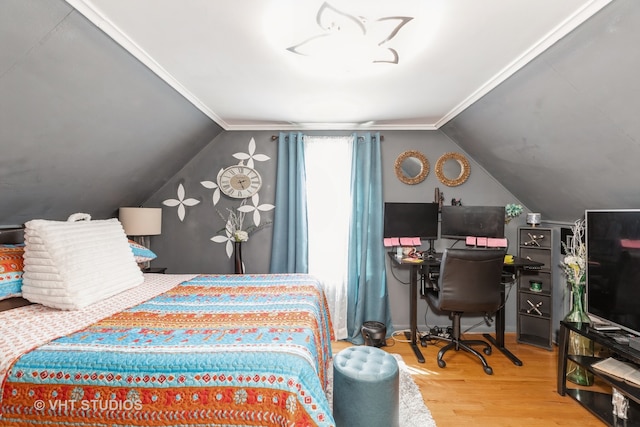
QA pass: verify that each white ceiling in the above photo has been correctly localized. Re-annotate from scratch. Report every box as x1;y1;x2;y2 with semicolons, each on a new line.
67;0;611;131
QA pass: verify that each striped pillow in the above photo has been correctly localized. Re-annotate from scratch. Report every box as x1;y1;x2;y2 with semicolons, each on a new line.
0;244;25;300
128;240;157;263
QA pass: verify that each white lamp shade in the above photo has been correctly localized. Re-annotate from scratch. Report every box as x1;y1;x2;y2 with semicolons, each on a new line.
119;207;162;236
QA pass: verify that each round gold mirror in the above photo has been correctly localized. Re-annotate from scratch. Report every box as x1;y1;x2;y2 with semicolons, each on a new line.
394;150;429;185
435;152;470;187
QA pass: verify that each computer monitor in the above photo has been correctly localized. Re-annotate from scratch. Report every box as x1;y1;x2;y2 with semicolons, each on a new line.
383;202;439;240
440;205;505;239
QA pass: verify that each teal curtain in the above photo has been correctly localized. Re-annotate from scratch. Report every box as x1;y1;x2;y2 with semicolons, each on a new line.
346;132;392;343
270;131;391;342
269;132;309;273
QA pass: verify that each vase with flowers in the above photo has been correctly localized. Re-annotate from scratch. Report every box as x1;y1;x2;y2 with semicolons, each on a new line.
560;218;594;386
231;230;249;274
212;200;271;274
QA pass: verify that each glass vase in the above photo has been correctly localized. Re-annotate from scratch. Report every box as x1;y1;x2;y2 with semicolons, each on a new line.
564;281;594;386
234;241;244;274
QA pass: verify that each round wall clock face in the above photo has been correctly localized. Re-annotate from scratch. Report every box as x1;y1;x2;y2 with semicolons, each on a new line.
218;165;263;198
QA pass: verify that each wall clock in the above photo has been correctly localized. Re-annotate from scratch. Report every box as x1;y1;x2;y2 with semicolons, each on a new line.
217;165;263;198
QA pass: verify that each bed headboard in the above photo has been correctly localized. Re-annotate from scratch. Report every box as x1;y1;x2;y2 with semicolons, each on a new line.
0;227;24;244
0;227;32;312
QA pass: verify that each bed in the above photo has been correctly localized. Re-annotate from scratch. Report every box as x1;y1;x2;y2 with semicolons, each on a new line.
0;226;335;426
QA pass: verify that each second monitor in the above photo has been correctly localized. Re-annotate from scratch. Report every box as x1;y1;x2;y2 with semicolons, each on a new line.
440;205;505;240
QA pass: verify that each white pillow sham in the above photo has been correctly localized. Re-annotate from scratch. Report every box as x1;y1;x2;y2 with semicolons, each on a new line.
22;214;143;310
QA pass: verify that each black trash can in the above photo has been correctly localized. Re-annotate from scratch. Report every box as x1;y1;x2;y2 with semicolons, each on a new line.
361;321;387;347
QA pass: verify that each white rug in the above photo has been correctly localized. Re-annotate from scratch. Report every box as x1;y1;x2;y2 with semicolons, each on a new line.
326;353;437;427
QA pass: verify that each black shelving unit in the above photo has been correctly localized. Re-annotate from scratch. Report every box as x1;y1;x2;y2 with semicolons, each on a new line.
558;321;640;426
517;227;556;349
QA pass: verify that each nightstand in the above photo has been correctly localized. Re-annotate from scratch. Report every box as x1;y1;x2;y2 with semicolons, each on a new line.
142;267;167;274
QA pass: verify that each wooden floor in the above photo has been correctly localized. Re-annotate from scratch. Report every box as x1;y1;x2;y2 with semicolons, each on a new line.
332;333;606;427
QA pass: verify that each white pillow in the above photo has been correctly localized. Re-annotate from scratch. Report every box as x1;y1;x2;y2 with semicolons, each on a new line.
22;214;143;310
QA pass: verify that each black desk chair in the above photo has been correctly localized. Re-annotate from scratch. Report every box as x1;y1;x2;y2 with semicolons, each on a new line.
424;247;506;375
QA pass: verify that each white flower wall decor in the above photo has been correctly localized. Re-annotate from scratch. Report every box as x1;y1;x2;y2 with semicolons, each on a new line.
162;183;201;221
232;137;271;168
200;168;224;207
237;193;275;226
210;198;273;259
160;137;275;264
209;138;275;259
210;216;236;258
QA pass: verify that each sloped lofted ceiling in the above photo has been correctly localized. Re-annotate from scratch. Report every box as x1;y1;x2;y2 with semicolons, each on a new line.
66;0;611;130
0;0;224;226
3;0;639;227
442;0;640;222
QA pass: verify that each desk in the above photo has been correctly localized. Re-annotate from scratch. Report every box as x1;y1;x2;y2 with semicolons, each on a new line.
388;253;433;363
388;252;542;365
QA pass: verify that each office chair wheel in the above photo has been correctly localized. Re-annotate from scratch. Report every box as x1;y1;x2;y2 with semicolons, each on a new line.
484;366;493;375
483;347;492;356
437;359;446;368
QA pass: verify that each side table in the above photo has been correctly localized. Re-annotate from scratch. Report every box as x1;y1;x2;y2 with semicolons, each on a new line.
142;267;167;274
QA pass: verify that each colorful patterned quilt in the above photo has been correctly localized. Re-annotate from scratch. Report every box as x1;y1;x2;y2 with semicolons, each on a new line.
1;274;335;426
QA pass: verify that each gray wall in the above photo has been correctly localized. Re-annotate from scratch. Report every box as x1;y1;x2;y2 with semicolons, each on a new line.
380;131;527;334
146;129;527;334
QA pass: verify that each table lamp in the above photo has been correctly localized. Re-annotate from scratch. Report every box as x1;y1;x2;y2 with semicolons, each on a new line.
119;207;162;267
526;212;541;227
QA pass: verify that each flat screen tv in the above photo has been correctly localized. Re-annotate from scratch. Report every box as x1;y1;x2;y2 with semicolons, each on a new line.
440;205;505;239
586;209;640;336
383;202;439;240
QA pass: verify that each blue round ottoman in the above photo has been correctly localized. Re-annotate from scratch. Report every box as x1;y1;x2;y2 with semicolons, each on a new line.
332;346;399;427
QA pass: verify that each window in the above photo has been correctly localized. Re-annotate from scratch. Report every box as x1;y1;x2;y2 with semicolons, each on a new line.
304;135;353;339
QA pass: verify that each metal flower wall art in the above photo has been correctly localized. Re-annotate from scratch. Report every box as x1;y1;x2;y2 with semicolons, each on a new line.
161;137;274;262
287;2;414;65
207;139;274;259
